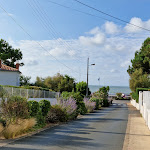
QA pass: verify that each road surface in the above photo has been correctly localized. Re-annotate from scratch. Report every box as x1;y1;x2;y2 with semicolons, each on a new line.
0;100;129;150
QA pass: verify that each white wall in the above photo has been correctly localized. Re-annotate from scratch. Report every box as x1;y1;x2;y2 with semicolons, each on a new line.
0;71;20;86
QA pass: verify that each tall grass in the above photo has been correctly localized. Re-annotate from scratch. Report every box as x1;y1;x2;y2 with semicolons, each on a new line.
3;118;36;139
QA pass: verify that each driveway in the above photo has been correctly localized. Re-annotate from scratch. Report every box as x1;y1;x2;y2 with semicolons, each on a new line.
0;100;129;150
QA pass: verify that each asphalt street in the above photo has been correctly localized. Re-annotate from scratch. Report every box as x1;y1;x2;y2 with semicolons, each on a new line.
0;100;129;150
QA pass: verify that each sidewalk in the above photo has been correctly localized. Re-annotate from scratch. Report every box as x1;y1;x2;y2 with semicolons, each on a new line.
123;103;150;150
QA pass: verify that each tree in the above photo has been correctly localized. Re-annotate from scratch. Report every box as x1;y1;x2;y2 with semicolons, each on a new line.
127;38;150;92
20;75;31;86
76;81;91;96
0;39;24;67
129;69;150;92
127;37;150;75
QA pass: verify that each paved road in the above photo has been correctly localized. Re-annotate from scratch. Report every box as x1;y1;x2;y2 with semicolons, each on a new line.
0;100;129;150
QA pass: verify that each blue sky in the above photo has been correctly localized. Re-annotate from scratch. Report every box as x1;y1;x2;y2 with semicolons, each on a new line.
0;0;150;86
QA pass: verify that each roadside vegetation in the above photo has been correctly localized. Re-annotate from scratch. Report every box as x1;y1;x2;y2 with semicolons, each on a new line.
127;38;150;102
0;85;110;139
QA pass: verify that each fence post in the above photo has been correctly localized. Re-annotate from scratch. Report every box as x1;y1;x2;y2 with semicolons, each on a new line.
39;90;40;98
33;89;34;98
20;88;21;97
44;90;45;98
12;87;13;95
27;89;28;99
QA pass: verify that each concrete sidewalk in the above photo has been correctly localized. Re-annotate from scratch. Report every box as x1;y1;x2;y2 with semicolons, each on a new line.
123;103;150;150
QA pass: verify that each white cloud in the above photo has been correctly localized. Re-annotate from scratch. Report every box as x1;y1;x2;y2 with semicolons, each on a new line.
79;27;105;46
8;17;149;85
104;21;119;34
124;17;150;33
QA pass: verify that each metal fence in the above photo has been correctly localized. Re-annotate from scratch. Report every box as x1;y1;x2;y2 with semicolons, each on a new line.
0;86;60;99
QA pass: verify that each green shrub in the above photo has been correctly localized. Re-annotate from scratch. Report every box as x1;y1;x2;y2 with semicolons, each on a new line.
131;88;150;103
90;98;100;110
76;101;87;115
46;105;67;123
39;100;51;117
36;110;45;126
28;101;39;117
116;93;122;98
102;100;110;107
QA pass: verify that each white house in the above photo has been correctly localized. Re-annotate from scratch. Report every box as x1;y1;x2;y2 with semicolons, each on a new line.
0;60;20;86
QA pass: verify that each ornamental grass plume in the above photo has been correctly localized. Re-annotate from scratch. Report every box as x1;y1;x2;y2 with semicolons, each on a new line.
84;98;96;113
58;97;77;115
3;118;36;139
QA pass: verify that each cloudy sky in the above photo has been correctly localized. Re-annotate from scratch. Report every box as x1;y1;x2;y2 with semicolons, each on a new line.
0;0;150;86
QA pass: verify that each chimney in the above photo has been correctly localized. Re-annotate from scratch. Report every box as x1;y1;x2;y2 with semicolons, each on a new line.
16;63;19;70
0;60;1;68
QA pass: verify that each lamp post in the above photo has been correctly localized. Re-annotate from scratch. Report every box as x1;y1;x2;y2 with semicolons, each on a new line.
86;57;95;97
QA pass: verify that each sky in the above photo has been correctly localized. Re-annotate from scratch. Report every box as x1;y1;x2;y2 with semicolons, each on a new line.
0;0;150;86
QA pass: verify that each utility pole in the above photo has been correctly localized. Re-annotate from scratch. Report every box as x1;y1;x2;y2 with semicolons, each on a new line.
86;57;95;97
86;57;89;97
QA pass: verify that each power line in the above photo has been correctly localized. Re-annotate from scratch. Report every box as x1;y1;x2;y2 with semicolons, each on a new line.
73;0;150;32
0;2;85;76
27;0;84;64
47;0;113;23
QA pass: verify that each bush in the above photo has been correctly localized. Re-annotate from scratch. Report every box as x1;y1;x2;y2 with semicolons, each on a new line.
102;100;110;107
46;105;67;123
84;98;96;113
76;81;91;96
116;93;122;99
39;100;51;117
1;96;29;123
58;97;77;120
77;101;87;115
61;91;86;115
36;110;45;126
90;98;100;110
28;101;39;117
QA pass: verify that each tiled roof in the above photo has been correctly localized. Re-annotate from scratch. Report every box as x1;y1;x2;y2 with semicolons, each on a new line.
0;64;19;72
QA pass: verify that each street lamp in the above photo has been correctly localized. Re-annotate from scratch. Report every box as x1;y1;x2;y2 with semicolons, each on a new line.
86;57;95;97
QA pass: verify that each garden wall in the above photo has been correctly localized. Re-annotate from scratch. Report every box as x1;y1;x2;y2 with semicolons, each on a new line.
131;91;150;130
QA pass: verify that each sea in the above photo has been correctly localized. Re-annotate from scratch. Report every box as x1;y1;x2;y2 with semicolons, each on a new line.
89;85;131;95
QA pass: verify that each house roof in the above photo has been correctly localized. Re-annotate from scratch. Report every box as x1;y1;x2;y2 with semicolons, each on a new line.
0;64;20;72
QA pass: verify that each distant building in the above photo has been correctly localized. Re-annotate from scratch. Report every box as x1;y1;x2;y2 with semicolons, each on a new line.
0;60;20;86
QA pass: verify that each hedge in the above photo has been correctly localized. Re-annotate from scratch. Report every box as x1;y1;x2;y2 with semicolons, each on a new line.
132;88;150;103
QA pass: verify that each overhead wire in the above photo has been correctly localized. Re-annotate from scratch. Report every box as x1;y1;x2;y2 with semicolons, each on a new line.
27;0;84;63
0;2;86;76
73;0;150;32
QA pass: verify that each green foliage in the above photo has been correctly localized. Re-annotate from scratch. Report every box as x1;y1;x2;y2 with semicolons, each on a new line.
132;88;150;102
61;91;86;114
46;105;67;123
76;101;87;115
28;101;39;117
76;81;91;96
91;86;110;107
20;75;31;86
1;96;29;123
116;93;122;98
39;100;51;117
36;110;45;126
103;100;110;107
0;39;24;67
35;73;76;92
129;69;150;92
90;98;100;110
127;38;150;92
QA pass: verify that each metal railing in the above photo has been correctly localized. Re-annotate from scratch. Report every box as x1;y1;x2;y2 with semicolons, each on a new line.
0;86;59;99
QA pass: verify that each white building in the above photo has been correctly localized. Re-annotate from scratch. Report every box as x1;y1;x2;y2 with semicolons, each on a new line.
0;60;20;86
